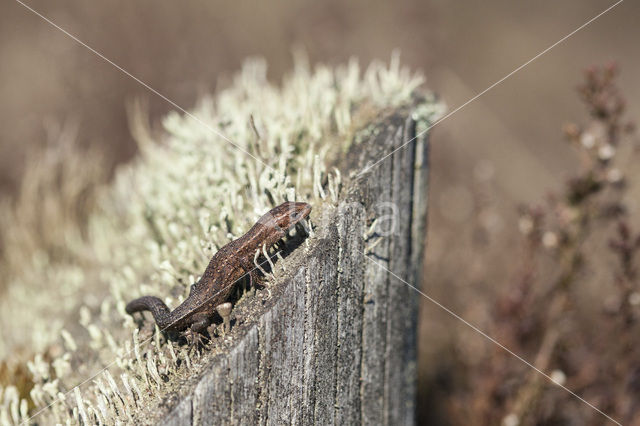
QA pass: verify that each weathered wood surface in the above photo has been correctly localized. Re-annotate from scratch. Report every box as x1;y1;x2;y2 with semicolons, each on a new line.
160;107;429;425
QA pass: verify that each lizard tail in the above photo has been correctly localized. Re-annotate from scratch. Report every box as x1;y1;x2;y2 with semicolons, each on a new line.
125;296;172;329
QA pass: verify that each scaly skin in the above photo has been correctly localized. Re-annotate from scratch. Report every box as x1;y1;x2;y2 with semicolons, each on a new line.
126;201;312;338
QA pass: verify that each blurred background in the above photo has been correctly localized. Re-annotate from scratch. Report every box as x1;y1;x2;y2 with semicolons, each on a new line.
1;0;639;424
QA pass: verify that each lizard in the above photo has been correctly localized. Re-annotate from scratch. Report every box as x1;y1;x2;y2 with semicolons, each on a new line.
125;201;312;341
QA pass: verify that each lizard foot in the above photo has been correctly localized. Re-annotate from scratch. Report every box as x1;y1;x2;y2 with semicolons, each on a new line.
183;329;208;348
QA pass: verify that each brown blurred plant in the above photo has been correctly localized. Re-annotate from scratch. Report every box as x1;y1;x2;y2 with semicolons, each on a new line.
445;63;639;425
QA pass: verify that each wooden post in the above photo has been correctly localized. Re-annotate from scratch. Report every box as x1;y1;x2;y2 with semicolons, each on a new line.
161;106;429;425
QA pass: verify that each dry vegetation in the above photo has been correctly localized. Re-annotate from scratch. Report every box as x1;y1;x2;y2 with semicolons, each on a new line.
1;3;638;421
0;56;442;424
1;59;638;425
422;65;640;425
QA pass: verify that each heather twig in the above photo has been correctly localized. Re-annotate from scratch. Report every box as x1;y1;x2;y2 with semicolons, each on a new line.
449;63;638;425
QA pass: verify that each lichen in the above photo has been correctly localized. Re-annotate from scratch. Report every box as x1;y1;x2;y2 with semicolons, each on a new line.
0;53;443;424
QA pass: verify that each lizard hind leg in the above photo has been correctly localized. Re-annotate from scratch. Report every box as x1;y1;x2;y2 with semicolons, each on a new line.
183;313;211;347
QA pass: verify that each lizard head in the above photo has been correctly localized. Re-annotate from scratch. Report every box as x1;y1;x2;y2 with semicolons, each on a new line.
273;201;312;231
258;201;312;236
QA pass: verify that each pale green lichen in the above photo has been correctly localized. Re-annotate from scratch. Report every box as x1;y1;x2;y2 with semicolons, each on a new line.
0;54;443;424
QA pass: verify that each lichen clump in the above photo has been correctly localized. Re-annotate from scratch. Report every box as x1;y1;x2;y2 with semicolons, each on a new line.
0;55;442;424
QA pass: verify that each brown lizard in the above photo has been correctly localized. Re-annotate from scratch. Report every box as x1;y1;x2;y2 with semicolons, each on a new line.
125;201;312;340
